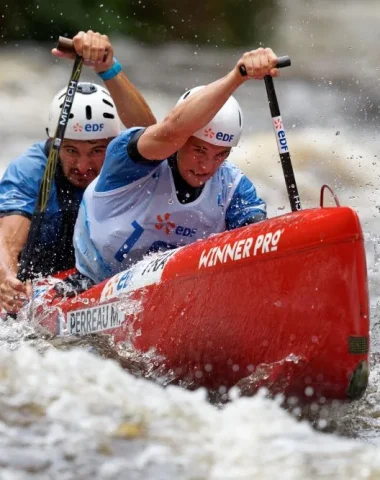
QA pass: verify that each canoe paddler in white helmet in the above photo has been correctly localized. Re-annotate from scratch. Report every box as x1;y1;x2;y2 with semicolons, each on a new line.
0;30;156;314
73;47;280;284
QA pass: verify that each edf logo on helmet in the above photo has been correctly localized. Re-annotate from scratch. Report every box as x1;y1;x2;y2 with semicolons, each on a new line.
216;131;234;143
204;128;235;143
73;123;105;133
85;123;104;132
178;86;242;147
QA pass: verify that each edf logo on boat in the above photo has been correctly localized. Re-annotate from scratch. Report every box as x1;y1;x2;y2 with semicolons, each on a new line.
273;116;289;153
198;229;284;269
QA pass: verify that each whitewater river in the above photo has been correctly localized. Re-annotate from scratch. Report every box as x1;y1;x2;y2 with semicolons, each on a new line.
1;0;380;478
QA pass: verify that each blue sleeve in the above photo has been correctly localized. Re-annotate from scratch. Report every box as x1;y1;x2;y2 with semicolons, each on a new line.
226;175;267;230
95;127;161;192
0;143;46;217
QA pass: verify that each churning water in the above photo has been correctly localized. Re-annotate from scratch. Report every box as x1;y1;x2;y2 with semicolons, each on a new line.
1;0;380;477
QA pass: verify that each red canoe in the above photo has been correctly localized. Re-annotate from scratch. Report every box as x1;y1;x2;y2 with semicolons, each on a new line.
30;204;370;403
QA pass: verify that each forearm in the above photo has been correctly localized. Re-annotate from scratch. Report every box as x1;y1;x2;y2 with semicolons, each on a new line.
0;216;29;281
138;47;278;160
166;69;242;139
138;68;244;160
57;31;155;128
0;238;21;281
0;232;31;313
102;71;156;128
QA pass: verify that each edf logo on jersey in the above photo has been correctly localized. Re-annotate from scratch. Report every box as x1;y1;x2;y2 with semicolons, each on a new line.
155;213;197;237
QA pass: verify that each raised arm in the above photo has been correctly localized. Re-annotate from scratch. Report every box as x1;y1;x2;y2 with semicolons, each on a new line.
100;71;155;128
137;48;279;160
52;30;156;128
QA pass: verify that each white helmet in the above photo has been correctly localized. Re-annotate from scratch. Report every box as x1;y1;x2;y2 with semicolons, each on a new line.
47;82;121;140
177;86;243;147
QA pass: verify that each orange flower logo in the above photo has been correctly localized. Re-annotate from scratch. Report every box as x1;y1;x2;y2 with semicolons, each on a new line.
73;122;83;132
155;213;176;235
274;118;283;130
103;276;119;299
204;128;215;138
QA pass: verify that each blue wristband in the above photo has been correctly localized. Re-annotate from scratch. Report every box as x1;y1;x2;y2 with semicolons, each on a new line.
97;58;122;81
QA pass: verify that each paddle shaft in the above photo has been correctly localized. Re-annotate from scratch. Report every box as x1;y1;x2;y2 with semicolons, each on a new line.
18;45;83;281
240;56;301;212
264;73;301;212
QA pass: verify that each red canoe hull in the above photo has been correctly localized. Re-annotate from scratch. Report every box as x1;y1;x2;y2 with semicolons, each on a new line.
31;206;370;402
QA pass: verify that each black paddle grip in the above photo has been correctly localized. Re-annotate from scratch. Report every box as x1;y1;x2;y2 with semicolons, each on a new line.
57;36;75;54
239;55;291;77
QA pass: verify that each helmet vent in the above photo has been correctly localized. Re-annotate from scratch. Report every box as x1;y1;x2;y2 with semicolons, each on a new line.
183;90;191;100
86;106;92;120
238;109;242;127
103;113;115;119
102;99;114;108
77;83;97;95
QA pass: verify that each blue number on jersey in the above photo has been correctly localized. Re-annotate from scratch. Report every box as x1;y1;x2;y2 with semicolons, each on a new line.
114;220;145;262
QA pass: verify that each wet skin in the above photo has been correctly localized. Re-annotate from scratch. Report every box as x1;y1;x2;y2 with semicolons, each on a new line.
176;137;231;187
59;138;112;188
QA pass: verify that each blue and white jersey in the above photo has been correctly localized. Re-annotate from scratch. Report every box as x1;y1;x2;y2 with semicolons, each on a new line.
74;128;267;283
0;142;84;275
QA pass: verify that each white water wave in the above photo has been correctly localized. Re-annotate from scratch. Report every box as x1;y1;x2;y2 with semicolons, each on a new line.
0;346;380;480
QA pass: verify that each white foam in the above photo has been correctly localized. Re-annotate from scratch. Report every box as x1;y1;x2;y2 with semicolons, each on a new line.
0;346;380;479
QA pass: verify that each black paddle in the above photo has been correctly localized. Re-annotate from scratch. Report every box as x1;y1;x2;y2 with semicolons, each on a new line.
240;56;301;212
17;38;84;281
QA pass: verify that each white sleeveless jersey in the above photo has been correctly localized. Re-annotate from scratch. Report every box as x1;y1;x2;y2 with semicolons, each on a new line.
74;161;244;283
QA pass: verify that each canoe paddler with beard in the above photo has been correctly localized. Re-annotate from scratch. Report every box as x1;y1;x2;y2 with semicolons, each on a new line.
0;30;156;314
73;47;278;285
